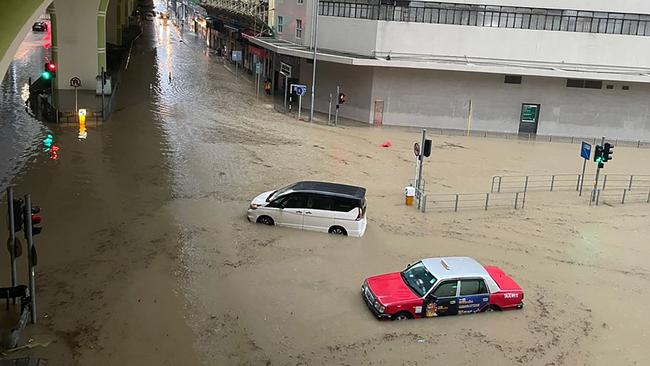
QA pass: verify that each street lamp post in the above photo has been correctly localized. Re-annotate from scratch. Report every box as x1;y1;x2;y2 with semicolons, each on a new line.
309;0;319;122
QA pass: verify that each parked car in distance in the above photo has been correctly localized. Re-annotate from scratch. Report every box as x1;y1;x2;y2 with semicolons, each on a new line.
247;181;367;237
362;257;524;320
32;22;48;32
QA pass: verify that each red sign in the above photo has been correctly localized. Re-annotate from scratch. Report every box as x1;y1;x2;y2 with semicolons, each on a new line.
248;45;266;59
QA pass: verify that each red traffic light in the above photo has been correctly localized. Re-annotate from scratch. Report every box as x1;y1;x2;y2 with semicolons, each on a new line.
31;215;42;225
46;62;56;72
338;93;347;105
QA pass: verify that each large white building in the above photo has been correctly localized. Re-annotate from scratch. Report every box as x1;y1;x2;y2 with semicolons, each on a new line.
251;0;650;140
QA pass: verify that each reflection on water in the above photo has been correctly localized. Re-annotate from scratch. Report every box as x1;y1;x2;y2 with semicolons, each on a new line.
0;32;52;192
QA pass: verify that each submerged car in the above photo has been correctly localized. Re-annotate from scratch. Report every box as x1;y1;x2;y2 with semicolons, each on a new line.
32;22;48;32
362;257;523;320
247;181;367;237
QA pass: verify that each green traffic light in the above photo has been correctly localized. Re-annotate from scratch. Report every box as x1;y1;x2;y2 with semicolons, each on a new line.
42;71;51;80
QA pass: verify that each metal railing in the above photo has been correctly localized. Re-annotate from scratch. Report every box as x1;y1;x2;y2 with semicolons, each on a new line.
600;174;650;191
593;188;650;206
491;174;582;193
319;1;650;37
419;191;525;212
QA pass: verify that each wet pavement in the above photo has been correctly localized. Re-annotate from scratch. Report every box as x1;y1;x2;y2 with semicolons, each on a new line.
0;29;51;191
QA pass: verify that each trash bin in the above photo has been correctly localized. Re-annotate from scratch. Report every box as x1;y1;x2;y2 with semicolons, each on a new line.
405;186;416;206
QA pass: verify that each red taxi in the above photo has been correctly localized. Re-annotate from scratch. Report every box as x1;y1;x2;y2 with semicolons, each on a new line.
361;257;524;320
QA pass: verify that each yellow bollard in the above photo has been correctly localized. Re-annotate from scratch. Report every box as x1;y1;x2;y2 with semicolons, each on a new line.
404;186;416;206
78;109;87;139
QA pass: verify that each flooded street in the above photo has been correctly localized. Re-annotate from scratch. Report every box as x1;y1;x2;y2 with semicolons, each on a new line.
2;1;650;365
0;29;51;191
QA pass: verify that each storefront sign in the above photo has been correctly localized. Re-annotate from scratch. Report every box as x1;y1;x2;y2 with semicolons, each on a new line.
280;62;292;77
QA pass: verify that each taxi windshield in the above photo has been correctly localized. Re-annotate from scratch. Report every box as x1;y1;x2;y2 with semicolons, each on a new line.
401;261;437;297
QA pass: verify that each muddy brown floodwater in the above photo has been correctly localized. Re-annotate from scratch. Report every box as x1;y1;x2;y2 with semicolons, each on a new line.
2;1;650;365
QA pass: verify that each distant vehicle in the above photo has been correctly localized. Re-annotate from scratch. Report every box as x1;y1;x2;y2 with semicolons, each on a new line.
247;181;367;237
32;22;48;32
362;257;524;320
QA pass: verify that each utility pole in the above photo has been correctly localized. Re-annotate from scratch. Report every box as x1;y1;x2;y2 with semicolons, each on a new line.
23;195;36;324
309;0;319;122
416;129;427;197
7;188;18;301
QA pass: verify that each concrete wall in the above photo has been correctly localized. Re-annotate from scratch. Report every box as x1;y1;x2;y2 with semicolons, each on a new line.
299;60;373;123
370;68;650;140
54;0;104;90
374;21;650;69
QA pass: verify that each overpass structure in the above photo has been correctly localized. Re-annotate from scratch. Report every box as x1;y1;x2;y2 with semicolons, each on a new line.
1;0;139;91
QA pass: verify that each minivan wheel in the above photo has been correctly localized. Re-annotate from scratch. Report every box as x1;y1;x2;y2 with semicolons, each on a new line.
257;216;274;226
328;226;347;236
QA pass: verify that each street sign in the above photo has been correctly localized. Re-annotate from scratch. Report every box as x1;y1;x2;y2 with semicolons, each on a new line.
231;50;242;62
292;84;307;97
580;142;591;160
414;142;420;157
255;62;262;75
521;104;539;123
280;62;292;77
69;77;81;88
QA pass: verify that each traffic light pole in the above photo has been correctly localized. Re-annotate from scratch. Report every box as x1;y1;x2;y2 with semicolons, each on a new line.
23;194;36;324
416;129;427;200
592;136;605;202
7;188;18;301
334;85;340;126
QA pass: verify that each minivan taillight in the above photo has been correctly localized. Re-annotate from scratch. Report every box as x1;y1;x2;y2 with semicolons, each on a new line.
356;207;364;221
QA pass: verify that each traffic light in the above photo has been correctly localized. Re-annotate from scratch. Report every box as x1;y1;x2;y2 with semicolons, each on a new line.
593;145;603;163
423;139;432;157
338;93;347;105
42;62;56;80
24;203;42;237
12;199;24;232
603;142;614;162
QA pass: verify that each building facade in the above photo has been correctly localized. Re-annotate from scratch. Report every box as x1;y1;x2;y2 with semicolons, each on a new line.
252;0;650;140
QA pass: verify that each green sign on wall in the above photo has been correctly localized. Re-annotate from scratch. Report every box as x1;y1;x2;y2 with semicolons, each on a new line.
521;104;539;123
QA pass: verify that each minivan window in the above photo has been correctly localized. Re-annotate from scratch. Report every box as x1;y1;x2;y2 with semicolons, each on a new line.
308;195;332;210
282;194;307;209
332;197;358;212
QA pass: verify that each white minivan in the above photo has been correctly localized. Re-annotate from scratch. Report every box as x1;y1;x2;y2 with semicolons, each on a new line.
247;181;367;237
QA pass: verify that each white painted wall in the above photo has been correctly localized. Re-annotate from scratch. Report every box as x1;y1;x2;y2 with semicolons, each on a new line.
375;21;650;69
317;17;377;56
55;0;102;90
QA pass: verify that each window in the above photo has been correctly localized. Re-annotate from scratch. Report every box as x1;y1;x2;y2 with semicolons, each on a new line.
433;281;458;298
297;0;303;4
504;75;522;84
277;16;284;33
282;194;307;209
460;279;488;296
606;84;614;90
332;197;358;212
401;262;437;297
307;195;332;210
566;79;603;89
622;85;630;90
296;19;303;38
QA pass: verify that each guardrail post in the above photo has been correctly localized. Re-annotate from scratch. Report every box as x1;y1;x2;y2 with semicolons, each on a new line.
550;175;555;191
524;176;529;193
454;194;459;212
638;140;641;148
522;190;526;209
485;193;489;210
602;175;608;190
647;189;650;203
629;175;634;190
514;192;519;209
622;189;627;204
596;189;601;206
421;195;427;212
491;177;496;193
498;177;502;193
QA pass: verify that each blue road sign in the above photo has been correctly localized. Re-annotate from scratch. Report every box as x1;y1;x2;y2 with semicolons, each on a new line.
255;62;261;75
292;84;307;97
232;50;242;62
581;142;591;160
